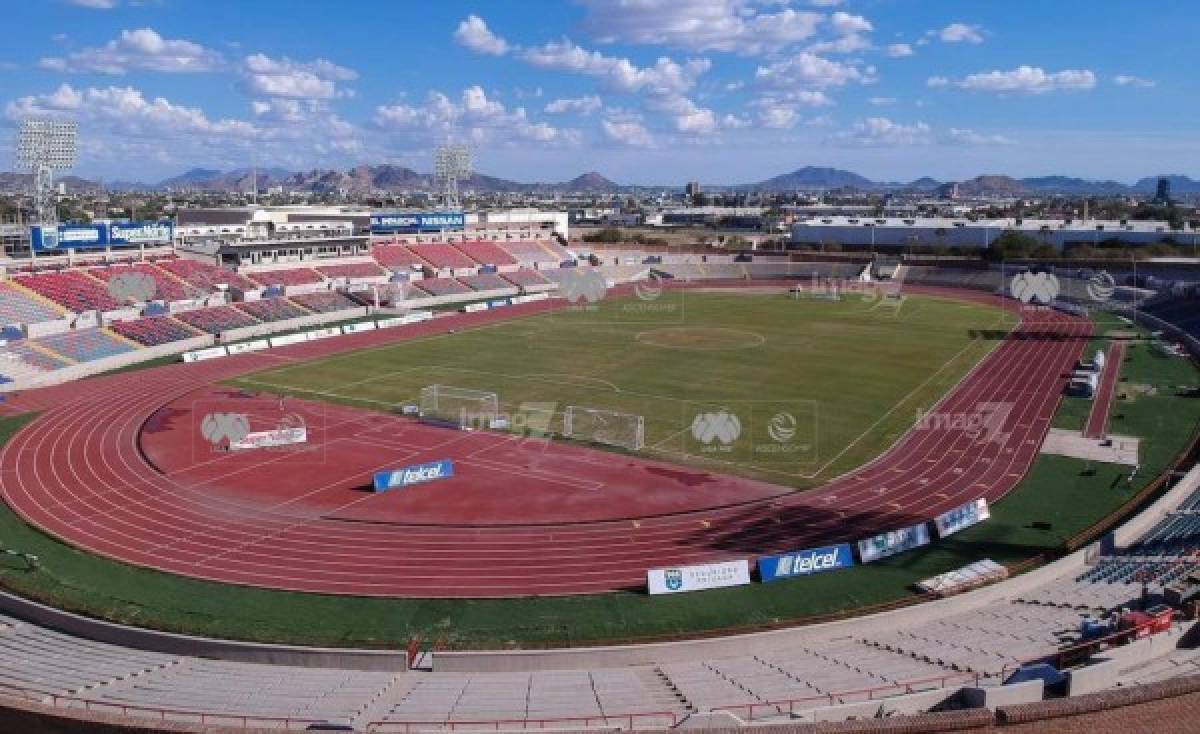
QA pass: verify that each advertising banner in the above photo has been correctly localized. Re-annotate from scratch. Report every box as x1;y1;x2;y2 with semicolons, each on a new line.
342;321;377;334
226;340;270;355
269;333;310;347
108;220;174;245
462;302;489;313
229;427;307;451
933;498;991;538
857;523;931;563
647;559;751;595
758;543;854;583
373;459;455;492
181;346;228;363
305;327;342;340
370;211;465;233
32;224;107;251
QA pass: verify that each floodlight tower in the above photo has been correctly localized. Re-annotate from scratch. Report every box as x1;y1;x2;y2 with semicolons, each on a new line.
15;119;77;227
433;142;471;210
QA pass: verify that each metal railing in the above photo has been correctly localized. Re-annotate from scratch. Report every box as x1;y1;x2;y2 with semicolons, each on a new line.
366;710;679;732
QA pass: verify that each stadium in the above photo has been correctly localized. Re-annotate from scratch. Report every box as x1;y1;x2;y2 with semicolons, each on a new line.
0;82;1198;734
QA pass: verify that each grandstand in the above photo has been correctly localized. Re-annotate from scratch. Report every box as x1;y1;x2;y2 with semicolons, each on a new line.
109;316;201;347
158;259;258;292
408;243;476;269
317;262;388;279
501;269;552;288
501;239;571;265
457;273;514;292
244;267;325;288
34;328;137;363
0;282;64;325
14;270;120;312
290;291;366;313
455;240;518;266
373;244;429;270
411;277;472;297
236;297;313;323
174;305;261;334
88;263;192;302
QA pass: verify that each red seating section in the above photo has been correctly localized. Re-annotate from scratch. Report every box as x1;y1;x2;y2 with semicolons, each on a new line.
158;260;258;292
290;292;364;313
109;317;199;347
458;273;513;292
454;240;518;266
501;269;551;287
413;278;472;297
372;245;428;270
14;271;120;313
408;244;475;269
316;262;386;279
88;264;191;302
235;298;312;323
245;268;325;287
175;305;260;334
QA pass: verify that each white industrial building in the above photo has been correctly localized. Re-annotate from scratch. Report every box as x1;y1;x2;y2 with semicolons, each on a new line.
790;216;1197;251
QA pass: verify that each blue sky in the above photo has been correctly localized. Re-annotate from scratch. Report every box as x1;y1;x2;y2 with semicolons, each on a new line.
1;0;1196;184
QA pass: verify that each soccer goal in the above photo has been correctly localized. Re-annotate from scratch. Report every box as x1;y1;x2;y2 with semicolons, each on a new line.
418;385;499;429
563;405;645;451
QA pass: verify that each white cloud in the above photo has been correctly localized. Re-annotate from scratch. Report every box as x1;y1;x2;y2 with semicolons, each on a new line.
646;94;719;135
935;23;984;44
869;96;896;106
755;52;875;89
830;11;872;36
375;86;576;146
240;53;358;99
545;95;604;115
67;0;116;7
833;117;932;146
454;15;509;56
721;113;751;129
944;128;1015;145
751;98;801;129
39;28;224;74
576;0;823;56
945;66;1097;94
521;40;710;96
886;43;914;58
808;0;843;6
926;76;950;88
1113;74;1156;88
601;118;654;147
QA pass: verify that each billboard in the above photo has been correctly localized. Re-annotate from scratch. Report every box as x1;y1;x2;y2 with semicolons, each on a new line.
758;543;854;583
647;559;750;595
374;459;455;492
32;224;107;251
857;523;931;563
370;211;465;233
229;426;307;451
108;220;174;245
933;498;991;538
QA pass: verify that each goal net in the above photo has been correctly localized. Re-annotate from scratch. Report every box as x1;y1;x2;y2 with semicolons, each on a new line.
563;405;645;451
418;385;499;429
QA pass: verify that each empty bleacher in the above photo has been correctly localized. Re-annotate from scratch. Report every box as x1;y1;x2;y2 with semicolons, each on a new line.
88;263;191;302
236;298;312;323
14;271;120;313
158;259;258;292
457;273;514;292
245;267;325;288
290;291;365;314
317;262;387;279
175;305;261;334
373;245;429;270
35;329;137;364
0;282;65;325
2;342;70;372
455;241;518;266
408;244;476;270
501;270;551;288
109;317;200;347
410;278;472;297
501;240;569;265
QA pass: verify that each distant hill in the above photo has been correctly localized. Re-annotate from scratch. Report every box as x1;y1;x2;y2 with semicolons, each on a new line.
743;166;877;192
938;175;1026;198
905;177;943;191
1020;176;1129;196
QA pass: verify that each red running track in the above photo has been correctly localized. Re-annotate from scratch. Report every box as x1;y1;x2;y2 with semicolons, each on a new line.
0;284;1091;597
1084;341;1127;440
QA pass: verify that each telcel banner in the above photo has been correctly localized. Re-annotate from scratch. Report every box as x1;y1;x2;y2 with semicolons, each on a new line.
374;459;454;492
758;543;854;583
934;498;990;538
647;559;751;595
857;523;931;563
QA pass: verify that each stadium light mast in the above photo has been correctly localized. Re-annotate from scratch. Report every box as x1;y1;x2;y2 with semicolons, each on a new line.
15;118;77;227
433;142;471;210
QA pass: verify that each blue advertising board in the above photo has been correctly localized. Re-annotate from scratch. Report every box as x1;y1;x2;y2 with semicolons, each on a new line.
857;522;931;563
370;211;465;234
373;459;454;492
758;543;854;583
32;224;108;251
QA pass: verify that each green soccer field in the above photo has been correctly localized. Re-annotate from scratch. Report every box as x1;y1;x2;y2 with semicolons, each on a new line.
230;290;1017;487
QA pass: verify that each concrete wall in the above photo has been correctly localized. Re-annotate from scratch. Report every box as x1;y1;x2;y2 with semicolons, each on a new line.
0;588;407;672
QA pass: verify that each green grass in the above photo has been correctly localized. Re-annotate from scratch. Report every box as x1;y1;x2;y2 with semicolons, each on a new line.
0;303;1194;649
229;291;1015;486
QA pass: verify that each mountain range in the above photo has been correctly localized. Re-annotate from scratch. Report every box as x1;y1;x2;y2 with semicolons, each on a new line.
3;165;1198;197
